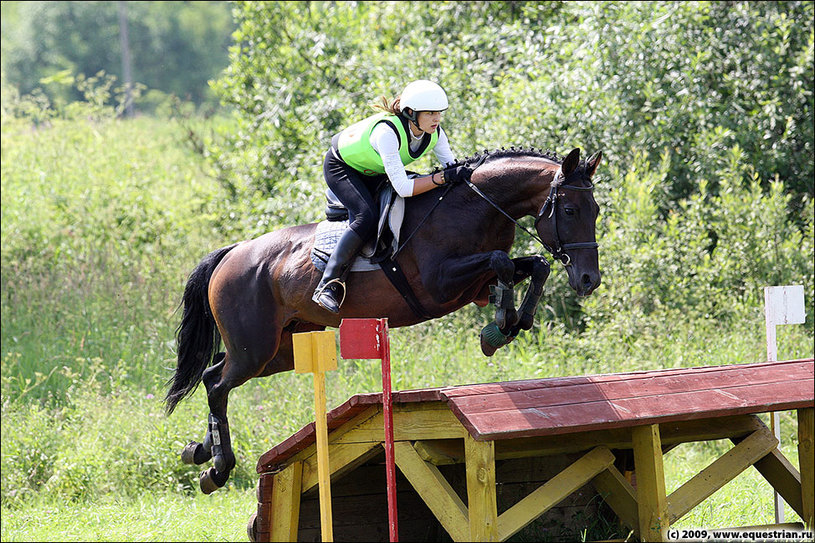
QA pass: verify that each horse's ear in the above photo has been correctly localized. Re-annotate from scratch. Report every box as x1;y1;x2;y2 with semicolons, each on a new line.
562;148;581;176
587;151;603;178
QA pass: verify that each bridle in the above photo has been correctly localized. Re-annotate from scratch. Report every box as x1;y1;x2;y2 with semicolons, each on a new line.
464;166;598;266
532;168;598;265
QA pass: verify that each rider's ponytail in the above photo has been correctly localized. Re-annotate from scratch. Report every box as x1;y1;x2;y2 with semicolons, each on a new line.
373;95;402;116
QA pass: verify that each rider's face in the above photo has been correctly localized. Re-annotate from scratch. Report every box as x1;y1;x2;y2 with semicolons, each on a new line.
415;110;442;134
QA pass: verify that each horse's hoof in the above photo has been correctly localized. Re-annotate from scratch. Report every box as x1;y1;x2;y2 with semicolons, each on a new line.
181;441;211;465
247;512;258;542
480;334;499;357
199;467;228;494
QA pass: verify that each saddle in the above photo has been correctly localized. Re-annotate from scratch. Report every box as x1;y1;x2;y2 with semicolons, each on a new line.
310;176;432;319
310;182;406;273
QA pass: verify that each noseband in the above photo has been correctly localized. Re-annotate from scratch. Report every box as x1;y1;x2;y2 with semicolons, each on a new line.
533;168;598;265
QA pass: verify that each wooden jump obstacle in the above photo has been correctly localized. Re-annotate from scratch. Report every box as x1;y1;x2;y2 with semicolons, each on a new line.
248;358;814;542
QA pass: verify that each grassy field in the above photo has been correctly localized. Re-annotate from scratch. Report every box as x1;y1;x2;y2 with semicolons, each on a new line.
1;111;812;541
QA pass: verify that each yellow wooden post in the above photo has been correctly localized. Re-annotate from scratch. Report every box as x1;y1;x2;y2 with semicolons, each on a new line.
465;434;498;541
632;424;668;542
799;407;814;529
293;330;338;543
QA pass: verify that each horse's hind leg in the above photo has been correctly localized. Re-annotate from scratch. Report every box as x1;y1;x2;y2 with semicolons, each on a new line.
180;352;225;466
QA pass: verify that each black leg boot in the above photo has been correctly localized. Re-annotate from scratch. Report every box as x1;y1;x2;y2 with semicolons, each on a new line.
312;228;366;313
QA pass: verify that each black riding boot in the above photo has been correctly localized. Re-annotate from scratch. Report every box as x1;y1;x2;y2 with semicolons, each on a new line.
312;228;365;313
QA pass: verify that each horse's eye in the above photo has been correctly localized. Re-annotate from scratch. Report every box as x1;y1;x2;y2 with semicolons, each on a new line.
564;206;577;216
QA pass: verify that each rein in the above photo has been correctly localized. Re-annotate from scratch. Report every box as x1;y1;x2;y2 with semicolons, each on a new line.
465;167;598;266
393;155;598;267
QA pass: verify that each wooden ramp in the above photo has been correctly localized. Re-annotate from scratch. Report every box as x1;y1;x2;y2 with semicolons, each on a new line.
250;359;814;542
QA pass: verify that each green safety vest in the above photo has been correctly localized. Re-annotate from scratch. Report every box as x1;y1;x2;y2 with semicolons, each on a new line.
336;112;439;176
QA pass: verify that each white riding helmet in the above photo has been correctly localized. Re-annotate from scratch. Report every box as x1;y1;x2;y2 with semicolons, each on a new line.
399;80;449;118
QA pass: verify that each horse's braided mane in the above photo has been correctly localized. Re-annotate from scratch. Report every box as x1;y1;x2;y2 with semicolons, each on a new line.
430;146;565;174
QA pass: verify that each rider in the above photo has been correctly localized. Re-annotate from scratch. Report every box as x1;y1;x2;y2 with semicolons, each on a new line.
312;79;473;313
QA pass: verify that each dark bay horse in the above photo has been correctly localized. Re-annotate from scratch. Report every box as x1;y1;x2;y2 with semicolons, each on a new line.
165;147;602;493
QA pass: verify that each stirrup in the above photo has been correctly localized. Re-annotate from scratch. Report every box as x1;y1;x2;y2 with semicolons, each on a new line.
313;278;347;311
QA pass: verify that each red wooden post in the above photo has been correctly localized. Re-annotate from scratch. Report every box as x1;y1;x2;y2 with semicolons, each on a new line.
339;318;399;542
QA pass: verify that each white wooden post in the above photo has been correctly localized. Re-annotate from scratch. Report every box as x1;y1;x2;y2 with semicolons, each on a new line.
764;285;806;524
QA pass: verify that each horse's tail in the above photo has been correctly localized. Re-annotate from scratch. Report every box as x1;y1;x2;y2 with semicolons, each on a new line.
164;243;239;415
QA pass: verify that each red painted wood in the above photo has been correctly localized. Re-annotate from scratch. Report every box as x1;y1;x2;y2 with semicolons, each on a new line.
447;360;813;414
339;318;383;359
456;379;814;440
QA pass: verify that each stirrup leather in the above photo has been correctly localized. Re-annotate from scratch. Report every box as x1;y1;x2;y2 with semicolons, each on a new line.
313;278;347;309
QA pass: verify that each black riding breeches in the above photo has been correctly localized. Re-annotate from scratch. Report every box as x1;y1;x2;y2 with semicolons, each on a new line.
322;148;382;240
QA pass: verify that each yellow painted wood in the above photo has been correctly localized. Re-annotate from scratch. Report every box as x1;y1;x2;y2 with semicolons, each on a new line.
300;441;382;493
465;435;498;541
284;406;380;466
799;407;814;528
632;424;668;542
270;461;303;542
293;330;337;373
591;464;639;536
313;370;333;541
414;439;463;465
497;446;615;541
394;441;469;541
334;406;467;443
748;446;803;518
667;426;778;524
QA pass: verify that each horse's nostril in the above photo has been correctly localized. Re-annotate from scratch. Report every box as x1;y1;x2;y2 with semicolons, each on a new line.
581;274;592;286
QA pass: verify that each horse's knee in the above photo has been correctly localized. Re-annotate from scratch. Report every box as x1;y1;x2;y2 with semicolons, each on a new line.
490;251;515;282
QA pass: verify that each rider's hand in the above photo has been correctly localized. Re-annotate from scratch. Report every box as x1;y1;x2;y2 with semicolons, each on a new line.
443;165;473;185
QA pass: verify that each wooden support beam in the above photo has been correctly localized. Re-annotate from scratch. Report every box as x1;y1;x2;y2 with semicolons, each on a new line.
300;441;381;494
335;406;467;443
741;444;803;518
414;439;462;465
465;435;498;541
269;461;303;542
632;424;668;542
592;463;639;537
393;441;469;541
667;426;778;524
496;446;615;541
799;407;814;528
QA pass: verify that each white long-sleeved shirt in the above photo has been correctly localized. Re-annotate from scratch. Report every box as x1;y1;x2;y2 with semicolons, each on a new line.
370;123;456;197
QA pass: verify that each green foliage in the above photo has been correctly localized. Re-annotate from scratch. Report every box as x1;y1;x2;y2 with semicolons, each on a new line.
1;1;235;110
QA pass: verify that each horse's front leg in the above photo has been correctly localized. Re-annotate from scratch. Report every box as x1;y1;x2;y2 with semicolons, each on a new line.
511;255;551;331
430;250;519;328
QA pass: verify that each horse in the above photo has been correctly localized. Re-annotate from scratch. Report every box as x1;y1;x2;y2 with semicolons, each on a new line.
164;146;603;493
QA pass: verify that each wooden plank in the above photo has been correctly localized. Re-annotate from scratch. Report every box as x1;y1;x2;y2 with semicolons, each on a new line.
269;461;303;542
743;445;803;518
666;426;778;524
455;380;814;441
449;361;813;414
591;464;639;536
300;441;382;493
393;441;469;541
632;424;668;542
495;415;764;461
441;360;813;400
415;439;464;465
334;406;467;443
496;446;615;541
465;434;498;541
259;405;380;471
799;407;814;528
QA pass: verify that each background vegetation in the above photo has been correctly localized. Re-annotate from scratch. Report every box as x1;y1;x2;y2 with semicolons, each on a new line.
1;1;813;541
